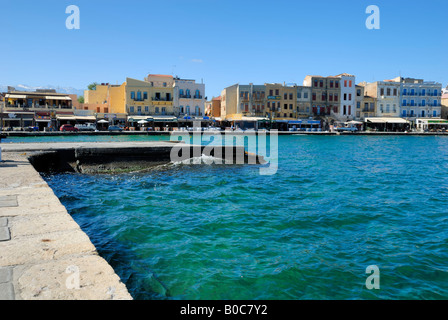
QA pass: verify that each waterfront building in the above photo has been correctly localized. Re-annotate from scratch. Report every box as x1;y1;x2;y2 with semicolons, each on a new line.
356;83;377;120
296;85;312;118
394;77;442;119
303;75;340;119
363;80;401;117
173;77;205;117
1;88;74;130
205;96;221;118
265;83;296;120
336;73;356;121
441;92;448;119
221;83;267;119
84;82;126;114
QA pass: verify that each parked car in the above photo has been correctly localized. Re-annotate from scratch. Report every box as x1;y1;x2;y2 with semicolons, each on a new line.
60;124;79;132
26;126;39;132
75;123;97;131
108;125;123;132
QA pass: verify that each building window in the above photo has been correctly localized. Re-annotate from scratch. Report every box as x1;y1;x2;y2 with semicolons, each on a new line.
289;93;293;100
380;88;384;96
137;106;141;113
312;93;316;101
144;92;148;100
130;92;135;99
434;100;438;106
319;80;323;88
329;94;333;101
284;104;288;110
344;80;347;87
275;89;279;95
163;82;167;87
145;106;149;112
335;81;339;88
304;92;308;99
129;106;134;113
387;88;391;96
393;88;397;96
422;100;426;107
330;81;334;88
155;107;160;114
269;90;273;96
289;104;293;110
344;93;347;100
284;93;287;99
334;94;338;102
297;92;302;99
162;107;166;115
137;91;142;101
314;80;318;87
186;106;190;115
349;80;352;87
195;106;200;116
433;110;437;117
180;106;184;113
402;110;407;117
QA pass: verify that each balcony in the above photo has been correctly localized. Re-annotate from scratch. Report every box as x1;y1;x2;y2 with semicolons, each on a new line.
179;94;192;99
193;95;203;99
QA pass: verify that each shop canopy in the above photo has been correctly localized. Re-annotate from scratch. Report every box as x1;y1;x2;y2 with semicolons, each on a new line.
366;118;409;124
45;96;72;101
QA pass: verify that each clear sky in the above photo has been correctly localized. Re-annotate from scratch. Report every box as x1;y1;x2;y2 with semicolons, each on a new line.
1;0;447;97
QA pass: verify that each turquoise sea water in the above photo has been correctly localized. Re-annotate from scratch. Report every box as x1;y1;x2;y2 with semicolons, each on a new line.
41;135;448;300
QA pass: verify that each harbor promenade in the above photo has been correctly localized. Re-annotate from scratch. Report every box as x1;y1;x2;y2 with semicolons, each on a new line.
0;151;132;300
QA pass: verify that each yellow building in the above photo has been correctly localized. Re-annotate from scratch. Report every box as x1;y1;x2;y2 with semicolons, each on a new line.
442;93;448;119
265;83;297;120
83;82;126;114
126;75;175;117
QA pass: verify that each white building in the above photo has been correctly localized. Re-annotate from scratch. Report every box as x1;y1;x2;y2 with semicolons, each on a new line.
395;77;442;119
363;80;401;117
173;78;205;117
335;73;356;120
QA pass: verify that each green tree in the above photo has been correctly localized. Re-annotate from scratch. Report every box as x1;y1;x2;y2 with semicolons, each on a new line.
87;82;98;91
78;96;84;104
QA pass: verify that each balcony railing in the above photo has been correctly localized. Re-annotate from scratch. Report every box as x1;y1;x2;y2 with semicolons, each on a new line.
152;97;173;101
179;94;191;99
193;95;203;99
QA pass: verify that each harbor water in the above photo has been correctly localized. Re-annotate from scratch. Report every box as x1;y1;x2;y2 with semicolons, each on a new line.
41;135;448;299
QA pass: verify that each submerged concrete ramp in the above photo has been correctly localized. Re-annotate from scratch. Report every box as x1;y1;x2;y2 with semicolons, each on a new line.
1;141;264;173
0;152;132;300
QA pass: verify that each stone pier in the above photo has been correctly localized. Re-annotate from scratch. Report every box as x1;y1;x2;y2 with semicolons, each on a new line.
0;152;132;300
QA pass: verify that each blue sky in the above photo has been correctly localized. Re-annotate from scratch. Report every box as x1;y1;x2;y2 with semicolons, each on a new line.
1;0;447;97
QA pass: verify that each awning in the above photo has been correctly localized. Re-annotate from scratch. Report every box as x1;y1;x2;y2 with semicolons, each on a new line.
152;116;177;122
46;96;72;101
366;118;409;124
5;94;27;99
75;116;96;121
128;116;153;122
56;115;76;120
238;117;269;122
35;118;51;122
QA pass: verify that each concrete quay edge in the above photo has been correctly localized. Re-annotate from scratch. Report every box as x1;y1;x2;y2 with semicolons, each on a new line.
0;152;133;300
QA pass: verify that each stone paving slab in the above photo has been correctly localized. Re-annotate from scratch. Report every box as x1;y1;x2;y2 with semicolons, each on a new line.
0;267;13;283
0;195;18;207
0;218;7;227
0;227;11;242
0;283;15;300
